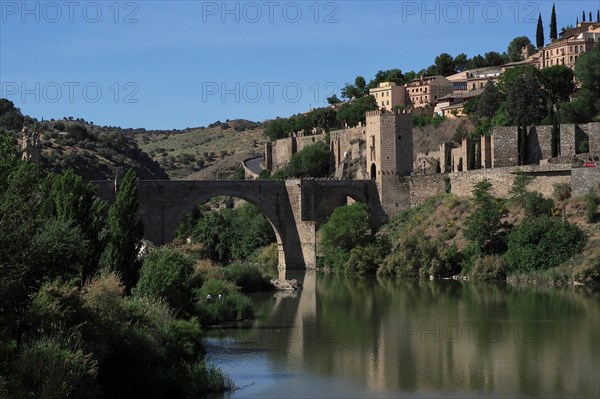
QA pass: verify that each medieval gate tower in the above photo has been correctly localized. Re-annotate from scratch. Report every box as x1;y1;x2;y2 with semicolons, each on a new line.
365;109;413;214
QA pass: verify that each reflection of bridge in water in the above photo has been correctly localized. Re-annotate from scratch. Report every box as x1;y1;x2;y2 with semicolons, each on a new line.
250;273;600;398
94;179;386;272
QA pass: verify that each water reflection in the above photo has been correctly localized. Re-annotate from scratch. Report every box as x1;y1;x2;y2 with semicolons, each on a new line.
206;273;599;398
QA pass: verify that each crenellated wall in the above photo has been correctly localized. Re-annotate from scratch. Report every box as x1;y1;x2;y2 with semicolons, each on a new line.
267;133;327;171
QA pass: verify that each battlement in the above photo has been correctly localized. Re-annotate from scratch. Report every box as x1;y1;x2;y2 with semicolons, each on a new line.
365;108;412;118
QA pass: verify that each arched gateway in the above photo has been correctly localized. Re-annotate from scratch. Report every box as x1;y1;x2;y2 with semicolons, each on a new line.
94;179;387;271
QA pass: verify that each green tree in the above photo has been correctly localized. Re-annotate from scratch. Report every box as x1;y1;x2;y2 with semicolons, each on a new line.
562;42;600;123
465;179;505;253
319;203;374;271
341;76;367;99
0;99;25;131
536;13;545;48
99;169;144;293
310;107;337;132
540;65;575;156
135;248;195;313
499;66;546;126
192;204;275;263
326;94;341;104
41;170;107;285
484;51;508;66
550;4;557;41
507;36;534;61
336;95;378;127
368;69;404;88
286;141;330;178
264;118;288;141
509;169;535;206
454;53;469;72
193;211;232;263
476;82;502;121
434;53;456;76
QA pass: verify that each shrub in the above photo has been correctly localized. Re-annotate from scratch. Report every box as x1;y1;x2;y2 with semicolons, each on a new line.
524;191;555;216
319;203;374;272
509;169;535;206
222;263;272;293
504;217;586;273
584;187;598;223
285;141;330;178
573;252;600;284
344;243;386;275
192;204;275;264
469;256;507;281
134;248;196;313
553;183;572;202
254;243;279;277
443;175;451;193
378;232;439;277
194;292;254;326
13;336;99;399
464;180;506;254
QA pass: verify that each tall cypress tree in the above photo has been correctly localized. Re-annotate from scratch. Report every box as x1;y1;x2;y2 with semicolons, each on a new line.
550;4;557;41
590;11;593;22
583;11;586;22
100;169;144;293
597;9;599;22
536;13;545;48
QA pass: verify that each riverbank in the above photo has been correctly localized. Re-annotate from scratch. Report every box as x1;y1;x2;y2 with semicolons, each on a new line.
316;187;600;287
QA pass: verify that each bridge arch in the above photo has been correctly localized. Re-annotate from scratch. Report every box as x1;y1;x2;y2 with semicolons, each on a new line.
93;179;386;272
164;193;285;268
134;180;310;271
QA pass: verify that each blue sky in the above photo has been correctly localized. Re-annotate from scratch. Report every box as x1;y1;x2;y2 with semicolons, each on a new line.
1;0;598;129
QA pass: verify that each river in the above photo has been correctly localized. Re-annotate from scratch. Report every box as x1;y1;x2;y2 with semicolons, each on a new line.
205;272;600;398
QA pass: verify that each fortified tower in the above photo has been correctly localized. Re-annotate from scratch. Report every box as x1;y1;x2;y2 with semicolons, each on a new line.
365;109;413;215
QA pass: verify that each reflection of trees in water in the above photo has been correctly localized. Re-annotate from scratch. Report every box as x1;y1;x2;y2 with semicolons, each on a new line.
253;275;599;397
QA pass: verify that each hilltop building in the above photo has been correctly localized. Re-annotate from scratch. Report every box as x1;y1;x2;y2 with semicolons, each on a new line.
369;82;408;111
405;75;452;108
539;22;600;69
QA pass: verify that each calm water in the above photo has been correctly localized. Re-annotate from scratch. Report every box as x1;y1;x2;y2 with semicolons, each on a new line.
205;272;600;399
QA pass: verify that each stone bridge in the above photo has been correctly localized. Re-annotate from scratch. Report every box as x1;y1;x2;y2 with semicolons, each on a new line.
94;179;387;271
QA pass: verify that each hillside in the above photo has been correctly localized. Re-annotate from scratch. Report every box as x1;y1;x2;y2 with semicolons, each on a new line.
377;192;599;285
32;120;168;180
134;120;267;179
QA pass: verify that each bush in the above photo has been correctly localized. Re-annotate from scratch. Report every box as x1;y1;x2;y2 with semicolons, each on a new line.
469;256;507;281
134;248;196;313
285;141;330;178
319;203;374;272
254;243;279;277
222;263;272;293
504;217;586;273
584;187;598;223
464;180;506;254
553;183;572;202
13;336;99;399
344;243;386;275
195;287;254;326
378;233;438;277
524;191;555;216
573;252;600;284
192;204;275;264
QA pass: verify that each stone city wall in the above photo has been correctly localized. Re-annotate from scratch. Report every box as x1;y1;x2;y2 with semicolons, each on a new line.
571;167;600;197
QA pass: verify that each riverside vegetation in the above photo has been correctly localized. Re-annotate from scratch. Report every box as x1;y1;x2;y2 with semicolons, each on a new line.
0;130;277;398
317;172;599;285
